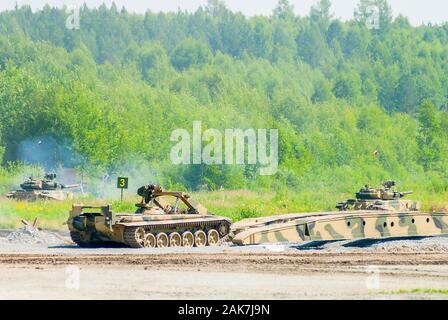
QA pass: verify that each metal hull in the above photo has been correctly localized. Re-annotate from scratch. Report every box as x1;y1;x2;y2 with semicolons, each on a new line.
231;210;448;245
6;190;73;201
68;205;232;248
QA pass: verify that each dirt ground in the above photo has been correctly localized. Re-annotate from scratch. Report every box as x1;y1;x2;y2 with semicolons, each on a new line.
1;232;448;300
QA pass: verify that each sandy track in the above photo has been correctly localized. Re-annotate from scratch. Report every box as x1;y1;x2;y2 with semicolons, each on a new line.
0;250;448;299
0;251;447;272
1;233;448;299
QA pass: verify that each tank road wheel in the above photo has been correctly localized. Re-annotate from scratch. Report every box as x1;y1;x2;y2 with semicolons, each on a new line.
182;231;194;247
70;231;90;248
156;233;169;248
124;227;146;248
144;233;156;248
217;223;230;237
169;232;182;247
207;229;220;246
194;230;207;247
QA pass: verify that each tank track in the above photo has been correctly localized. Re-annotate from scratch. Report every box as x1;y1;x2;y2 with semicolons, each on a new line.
139;219;231;233
122;220;232;248
70;231;91;248
220;231;234;245
123;227;145;248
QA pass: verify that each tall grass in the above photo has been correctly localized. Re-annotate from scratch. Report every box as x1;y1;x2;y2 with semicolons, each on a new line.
1;188;447;230
1;163;447;230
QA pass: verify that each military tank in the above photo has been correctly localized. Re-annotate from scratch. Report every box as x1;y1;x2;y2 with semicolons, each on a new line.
67;184;232;248
336;180;421;211
231;181;448;245
6;173;79;201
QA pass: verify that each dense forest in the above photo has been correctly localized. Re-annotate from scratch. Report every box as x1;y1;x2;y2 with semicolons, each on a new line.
0;0;448;194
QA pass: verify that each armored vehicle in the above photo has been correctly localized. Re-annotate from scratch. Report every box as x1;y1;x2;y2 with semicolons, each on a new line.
67;184;232;248
231;181;448;245
336;180;421;211
6;173;79;201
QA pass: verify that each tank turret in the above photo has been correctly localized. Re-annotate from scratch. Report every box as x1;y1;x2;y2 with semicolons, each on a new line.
6;173;79;201
336;181;421;211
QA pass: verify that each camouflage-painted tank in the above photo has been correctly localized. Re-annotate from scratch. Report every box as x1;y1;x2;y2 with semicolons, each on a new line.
336;181;421;211
6;173;79;201
67;185;232;248
231;181;448;245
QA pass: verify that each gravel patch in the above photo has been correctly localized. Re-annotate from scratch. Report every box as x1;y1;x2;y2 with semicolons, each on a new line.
292;236;448;253
4;226;62;245
1;227;448;255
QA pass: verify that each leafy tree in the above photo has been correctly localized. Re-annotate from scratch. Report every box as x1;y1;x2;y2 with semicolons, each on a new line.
0;127;4;163
417;100;441;170
395;75;418;112
312;78;333;103
273;0;295;20
250;18;273;58
296;26;332;68
171;38;212;71
204;0;227;17
333;72;362;102
137;43;171;85
310;0;333;29
342;27;369;57
327;20;344;44
2;3;448;193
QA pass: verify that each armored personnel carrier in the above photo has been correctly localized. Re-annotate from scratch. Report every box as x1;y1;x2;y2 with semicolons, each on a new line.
6;173;79;201
67;184;232;248
336;180;421;211
231;181;448;245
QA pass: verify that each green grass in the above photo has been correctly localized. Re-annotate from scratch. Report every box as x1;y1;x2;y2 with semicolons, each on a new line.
387;289;448;296
0;197;137;230
0;199;71;230
193;189;347;221
1;189;448;231
0;189;343;230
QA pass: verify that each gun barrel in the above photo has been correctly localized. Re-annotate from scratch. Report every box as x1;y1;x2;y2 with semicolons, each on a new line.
62;184;80;189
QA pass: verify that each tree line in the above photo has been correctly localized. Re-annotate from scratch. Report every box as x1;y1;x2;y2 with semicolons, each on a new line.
0;0;447;193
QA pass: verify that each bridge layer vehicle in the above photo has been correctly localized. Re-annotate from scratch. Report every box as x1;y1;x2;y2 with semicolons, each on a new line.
231;182;448;245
